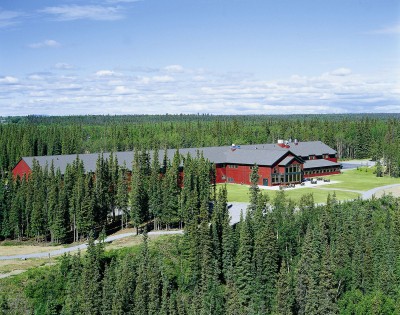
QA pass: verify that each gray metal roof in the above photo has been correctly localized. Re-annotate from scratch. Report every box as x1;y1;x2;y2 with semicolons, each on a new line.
303;159;341;169
19;141;337;174
278;156;294;166
223;149;288;166
239;141;336;157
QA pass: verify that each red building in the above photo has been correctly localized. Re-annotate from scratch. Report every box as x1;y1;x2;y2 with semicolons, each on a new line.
12;140;340;186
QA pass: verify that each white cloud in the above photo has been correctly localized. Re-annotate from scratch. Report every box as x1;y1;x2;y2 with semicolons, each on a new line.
95;70;121;77
0;67;399;116
0;76;19;84
29;39;61;48
153;75;175;83
0;9;23;28
28;74;44;81
164;65;185;73
370;23;400;34
40;5;124;21
329;68;352;76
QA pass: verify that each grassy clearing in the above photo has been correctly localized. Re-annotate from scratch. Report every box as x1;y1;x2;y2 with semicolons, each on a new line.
0;243;65;256
219;167;400;204
220;184;360;204
0;257;56;275
325;167;400;191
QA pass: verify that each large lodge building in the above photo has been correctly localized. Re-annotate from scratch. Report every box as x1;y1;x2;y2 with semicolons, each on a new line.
12;140;341;187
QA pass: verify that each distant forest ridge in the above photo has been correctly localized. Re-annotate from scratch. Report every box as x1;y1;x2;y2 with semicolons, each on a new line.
2;113;400;125
1;113;400;177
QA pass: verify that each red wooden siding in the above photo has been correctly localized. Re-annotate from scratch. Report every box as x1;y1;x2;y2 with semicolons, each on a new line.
12;159;31;178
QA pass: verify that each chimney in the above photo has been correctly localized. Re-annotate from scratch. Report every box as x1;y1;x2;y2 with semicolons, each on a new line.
294;139;299;145
277;139;285;148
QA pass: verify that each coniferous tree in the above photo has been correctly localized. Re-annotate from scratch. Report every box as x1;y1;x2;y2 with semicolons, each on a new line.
130;151;148;234
135;231;150;315
276;260;294;315
94;153;110;225
149;149;163;230
101;261;117;315
30;159;46;241
248;163;260;213
162;150;181;229
116;163;129;229
78;234;103;315
112;253;136;314
253;195;278;313
234;212;255;312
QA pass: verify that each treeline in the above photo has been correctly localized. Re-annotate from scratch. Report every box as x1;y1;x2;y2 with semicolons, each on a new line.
2;114;400;176
2;178;400;314
0;151;214;243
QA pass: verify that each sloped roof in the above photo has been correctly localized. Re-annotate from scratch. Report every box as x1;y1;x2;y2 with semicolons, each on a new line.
303;159;340;169
239;141;336;156
278;156;295;166
223;149;288;166
18;141;337;174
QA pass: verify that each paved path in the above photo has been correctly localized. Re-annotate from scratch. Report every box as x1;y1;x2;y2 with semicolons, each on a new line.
311;183;400;200
0;230;183;261
361;184;400;200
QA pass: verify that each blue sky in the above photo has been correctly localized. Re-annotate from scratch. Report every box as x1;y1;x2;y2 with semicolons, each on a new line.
0;0;399;116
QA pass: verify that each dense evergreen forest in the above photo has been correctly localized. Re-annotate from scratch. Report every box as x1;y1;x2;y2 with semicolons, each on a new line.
2;114;400;176
1;183;400;314
1;114;400;314
0;150;213;243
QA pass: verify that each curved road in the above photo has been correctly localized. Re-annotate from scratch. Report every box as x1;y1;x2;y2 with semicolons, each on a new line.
0;230;183;261
361;183;400;200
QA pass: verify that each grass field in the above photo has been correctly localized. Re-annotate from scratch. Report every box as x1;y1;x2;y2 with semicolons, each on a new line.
324;167;400;191
219;184;360;204
219;167;400;204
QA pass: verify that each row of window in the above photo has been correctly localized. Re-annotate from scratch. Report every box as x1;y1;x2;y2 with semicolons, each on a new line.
308;154;335;160
304;167;340;175
286;164;301;173
228;164;256;170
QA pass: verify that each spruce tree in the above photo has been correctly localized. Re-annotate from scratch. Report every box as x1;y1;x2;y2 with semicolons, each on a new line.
248;163;260;214
276;260;294;315
116;163;129;229
135;231;150;315
234;211;254;311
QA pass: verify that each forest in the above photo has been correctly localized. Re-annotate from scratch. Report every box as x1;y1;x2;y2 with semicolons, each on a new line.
1;178;400;314
1;114;400;314
1;114;400;176
0;149;214;243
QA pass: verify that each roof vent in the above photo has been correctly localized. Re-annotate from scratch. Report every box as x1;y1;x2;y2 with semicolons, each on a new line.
277;139;286;148
231;144;237;151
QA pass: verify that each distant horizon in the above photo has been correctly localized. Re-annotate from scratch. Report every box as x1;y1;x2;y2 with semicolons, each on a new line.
2;112;400;119
1;0;399;116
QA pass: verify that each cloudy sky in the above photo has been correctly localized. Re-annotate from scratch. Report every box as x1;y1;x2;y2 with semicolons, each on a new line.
0;0;399;116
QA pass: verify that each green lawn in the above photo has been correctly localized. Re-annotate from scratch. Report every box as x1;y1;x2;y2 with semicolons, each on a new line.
324;167;400;191
219;184;360;204
218;167;400;204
